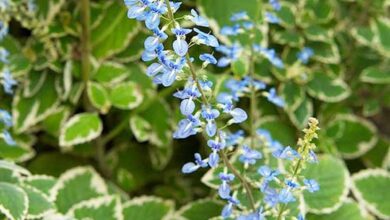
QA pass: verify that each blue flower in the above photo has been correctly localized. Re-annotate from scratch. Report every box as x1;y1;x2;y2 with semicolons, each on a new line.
27;0;36;12
0;0;10;11
144;28;168;51
285;180;299;189
297;47;314;64
225;130;244;146
0;109;12;127
222;103;247;124
218;172;234;199
267;88;285;107
199;53;217;66
193;28;219;47
173;114;201;139
242;21;254;30
1;68;17;94
272;146;300;160
230;11;248;21
1;130;16;146
190;9;209;27
207;139;225;167
221;196;240;218
239;146;262;165
258;165;279;182
303;179;319;193
253;45;284;69
269;0;281;11
263;185;279;207
265;12;280;24
0;21;8;40
220;24;242;36
172;28;191;56
201;106;220;137
0;48;9;63
182;153;208;173
237;207;265;220
278;188;296;204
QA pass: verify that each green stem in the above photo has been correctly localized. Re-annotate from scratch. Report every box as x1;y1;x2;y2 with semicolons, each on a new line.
80;0;90;87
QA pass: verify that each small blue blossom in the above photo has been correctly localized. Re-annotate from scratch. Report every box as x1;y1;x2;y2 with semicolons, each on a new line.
253;45;284;69
0;109;12;127
27;0;36;12
258;165;279;182
239;146;262;165
207;139;225;167
303;179;320;193
2;130;16;146
199;53;217;66
278;188;296;204
0;0;10;11
220;24;241;36
190;9;209;27
285;180;299;189
242;21;254;30
221;196;240;218
263;185;279;207
272;146;300;160
172;28;191;56
0;48;9;63
267;88;285;107
265;12;280;24
193;28;219;47
201;106;220;137
216;43;242;67
218;172;234;199
173;114;201;139
182;153;208;173
230;11;248;21
297;47;314;64
1;68;17;94
0;21;8;40
237;207;265;220
269;0;281;11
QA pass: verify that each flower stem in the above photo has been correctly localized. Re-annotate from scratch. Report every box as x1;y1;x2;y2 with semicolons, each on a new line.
80;0;90;88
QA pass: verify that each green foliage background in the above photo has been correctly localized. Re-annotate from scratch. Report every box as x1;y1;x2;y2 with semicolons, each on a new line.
0;0;389;219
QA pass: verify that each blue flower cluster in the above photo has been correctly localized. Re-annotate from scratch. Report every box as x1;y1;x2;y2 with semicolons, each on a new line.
0;1;17;146
124;1;318;219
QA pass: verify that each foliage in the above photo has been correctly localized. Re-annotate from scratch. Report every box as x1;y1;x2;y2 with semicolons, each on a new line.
0;0;389;219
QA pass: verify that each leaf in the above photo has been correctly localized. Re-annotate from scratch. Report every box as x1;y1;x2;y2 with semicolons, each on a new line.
307;72;351;102
129;115;151;142
41;106;71;137
122;196;173;220
20;184;55;219
176;199;223;220
23;71;47;98
231;58;249;78
363;138;390;168
273;30;304;47
110;82;143;110
275;2;297;28
301;155;350;214
257;116;296;146
87;81;111;113
59;113;103;147
68;196;123;220
352;169;390;219
373;17;390;56
324;114;378;159
22;175;57;197
360;66;390;84
287;96;313;129
0;182;28;220
13;74;60;133
306;199;373;220
0;160;31;176
35;0;65;23
92;62;129;86
279;81;305;111
91;1;139;59
50;167;108;213
0;138;35;162
304;25;332;42
307;41;340;64
351;26;375;47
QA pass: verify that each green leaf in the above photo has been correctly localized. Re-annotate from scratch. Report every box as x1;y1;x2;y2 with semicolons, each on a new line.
91;1;139;59
279;81;305;111
87;81;111;114
50;167;108;213
274;29;303;47
23;71;47;98
69;196;123;220
177;199;223;220
35;0;65;22
59;113;103;147
304;25;333;42
13;74;60;133
352;26;375;47
92;62;129;86
0;160;31;176
307;41;340;64
373;17;390;56
123;197;173;220
352;169;390;219
20;184;55;219
0;182;28;220
0;138;34;162
306;199;372;220
360;66;390;84
301;155;350;214
324;115;377;159
257;116;296;146
287;96;313;129
129;115;151;142
22;175;57;197
231;58;249;78
275;2;297;28
307;72;351;102
110;82;143;110
41;106;71;137
363;138;390;168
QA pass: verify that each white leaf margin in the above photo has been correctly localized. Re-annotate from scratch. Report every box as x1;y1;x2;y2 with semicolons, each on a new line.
49;166;108;202
21;184;55;220
0;182;29;220
67;195;123;220
351;169;390;219
122;196;174;220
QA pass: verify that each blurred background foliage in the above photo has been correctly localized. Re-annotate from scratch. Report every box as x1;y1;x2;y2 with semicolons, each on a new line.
0;0;389;219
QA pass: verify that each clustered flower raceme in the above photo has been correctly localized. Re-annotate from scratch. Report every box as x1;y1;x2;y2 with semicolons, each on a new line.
0;0;17;146
124;0;319;219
